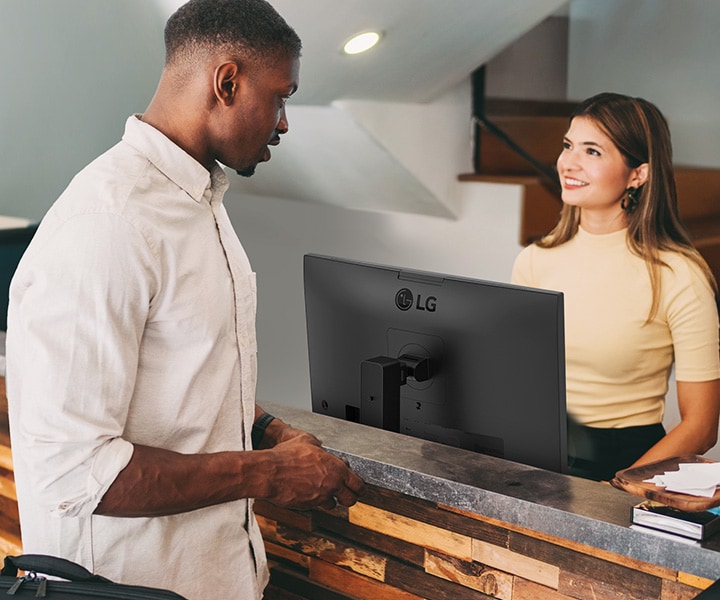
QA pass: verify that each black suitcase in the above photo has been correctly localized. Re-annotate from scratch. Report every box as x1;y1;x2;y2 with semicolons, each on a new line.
0;554;188;599
695;579;720;598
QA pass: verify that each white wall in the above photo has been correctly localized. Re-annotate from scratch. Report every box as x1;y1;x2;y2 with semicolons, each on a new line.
567;0;720;168
0;0;165;221
226;179;523;409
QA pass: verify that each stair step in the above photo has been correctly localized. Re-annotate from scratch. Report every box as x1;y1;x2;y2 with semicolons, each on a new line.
458;173;545;185
477;116;567;176
687;215;720;242
484;98;577;118
675;167;720;220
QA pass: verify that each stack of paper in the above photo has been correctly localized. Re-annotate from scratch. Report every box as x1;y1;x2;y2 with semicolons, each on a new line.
644;462;720;497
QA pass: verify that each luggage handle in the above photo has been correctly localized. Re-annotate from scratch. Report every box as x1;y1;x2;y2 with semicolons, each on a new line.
1;554;111;583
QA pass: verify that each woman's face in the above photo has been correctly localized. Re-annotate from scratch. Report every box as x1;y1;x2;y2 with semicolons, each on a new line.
556;116;644;221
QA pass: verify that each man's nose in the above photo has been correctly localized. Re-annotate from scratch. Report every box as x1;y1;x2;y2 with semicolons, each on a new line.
277;107;289;135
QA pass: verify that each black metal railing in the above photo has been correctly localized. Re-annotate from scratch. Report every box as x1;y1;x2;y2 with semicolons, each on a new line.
471;66;562;197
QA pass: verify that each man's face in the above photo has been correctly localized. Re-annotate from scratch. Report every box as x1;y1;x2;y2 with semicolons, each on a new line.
217;55;300;177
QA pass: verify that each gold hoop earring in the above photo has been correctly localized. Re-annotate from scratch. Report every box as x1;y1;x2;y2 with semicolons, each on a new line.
621;187;639;213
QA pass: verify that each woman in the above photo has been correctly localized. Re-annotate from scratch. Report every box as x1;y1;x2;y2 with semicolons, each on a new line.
512;92;720;481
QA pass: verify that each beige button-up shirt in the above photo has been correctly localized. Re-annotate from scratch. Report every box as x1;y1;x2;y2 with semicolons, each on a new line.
7;116;267;599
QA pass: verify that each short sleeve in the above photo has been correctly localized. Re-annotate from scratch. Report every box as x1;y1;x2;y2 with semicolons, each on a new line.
664;258;720;382
511;245;535;287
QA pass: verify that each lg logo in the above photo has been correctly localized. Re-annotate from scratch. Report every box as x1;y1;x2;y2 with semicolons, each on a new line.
395;288;437;312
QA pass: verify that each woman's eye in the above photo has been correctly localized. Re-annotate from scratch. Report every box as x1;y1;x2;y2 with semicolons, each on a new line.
587;148;601;156
561;141;571;150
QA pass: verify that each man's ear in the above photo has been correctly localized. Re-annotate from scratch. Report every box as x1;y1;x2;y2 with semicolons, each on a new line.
213;61;241;106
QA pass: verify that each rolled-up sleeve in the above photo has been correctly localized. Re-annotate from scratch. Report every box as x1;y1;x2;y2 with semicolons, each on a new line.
7;211;158;517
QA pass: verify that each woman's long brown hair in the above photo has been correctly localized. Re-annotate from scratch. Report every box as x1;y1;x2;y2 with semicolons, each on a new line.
538;92;716;320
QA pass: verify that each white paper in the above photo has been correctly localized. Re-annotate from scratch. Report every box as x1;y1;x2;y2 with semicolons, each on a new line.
644;462;720;497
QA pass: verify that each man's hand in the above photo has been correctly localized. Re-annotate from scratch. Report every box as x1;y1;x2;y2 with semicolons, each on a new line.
261;437;365;510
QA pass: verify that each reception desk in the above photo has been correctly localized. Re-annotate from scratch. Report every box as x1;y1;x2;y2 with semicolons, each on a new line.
1;375;719;598
259;402;720;599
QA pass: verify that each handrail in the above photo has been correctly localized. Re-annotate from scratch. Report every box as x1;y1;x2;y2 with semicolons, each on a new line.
471;66;562;197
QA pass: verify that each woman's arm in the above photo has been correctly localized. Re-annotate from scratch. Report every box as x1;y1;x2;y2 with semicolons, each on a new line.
630;379;720;467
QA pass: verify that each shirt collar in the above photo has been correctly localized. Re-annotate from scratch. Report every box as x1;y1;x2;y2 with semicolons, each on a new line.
121;115;229;203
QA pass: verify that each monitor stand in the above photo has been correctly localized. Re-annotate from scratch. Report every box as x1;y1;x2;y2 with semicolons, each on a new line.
360;354;431;432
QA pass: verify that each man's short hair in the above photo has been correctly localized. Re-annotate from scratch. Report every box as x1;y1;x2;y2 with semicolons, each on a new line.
164;0;301;67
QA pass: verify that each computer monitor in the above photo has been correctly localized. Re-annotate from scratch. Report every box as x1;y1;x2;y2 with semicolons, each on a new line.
303;253;568;473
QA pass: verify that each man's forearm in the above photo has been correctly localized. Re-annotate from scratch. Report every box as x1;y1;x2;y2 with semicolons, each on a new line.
94;444;271;517
94;431;366;517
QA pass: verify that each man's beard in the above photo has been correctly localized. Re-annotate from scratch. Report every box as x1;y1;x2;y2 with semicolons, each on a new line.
235;165;256;178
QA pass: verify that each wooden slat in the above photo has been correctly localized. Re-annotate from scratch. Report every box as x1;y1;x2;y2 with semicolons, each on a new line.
264;540;311;571
268;563;356;600
0;444;13;472
0;535;22;560
358;485;508;547
0;377;9;449
512;578;577;600
558;569;661;600
263;583;309;600
511;530;662;599
472;538;559;589
349;502;472;561
312;508;425;568
310;559;423;600
0;467;16;501
660;579;711;600
440;503;678;582
677;572;714;591
254;500;314;532
383;552;496;600
425;549;513;599
270;522;388;582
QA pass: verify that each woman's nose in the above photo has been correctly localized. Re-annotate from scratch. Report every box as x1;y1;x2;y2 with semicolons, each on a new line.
557;149;575;171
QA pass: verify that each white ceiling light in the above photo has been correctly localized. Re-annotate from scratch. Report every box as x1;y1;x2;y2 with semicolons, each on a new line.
342;31;381;55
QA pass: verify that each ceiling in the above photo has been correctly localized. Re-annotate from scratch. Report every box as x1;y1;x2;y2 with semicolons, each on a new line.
156;0;570;215
158;0;569;105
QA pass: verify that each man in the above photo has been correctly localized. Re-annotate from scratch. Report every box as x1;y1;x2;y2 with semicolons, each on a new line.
6;1;364;599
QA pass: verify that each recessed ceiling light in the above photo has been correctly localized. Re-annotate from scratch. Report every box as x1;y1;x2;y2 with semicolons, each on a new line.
342;31;381;55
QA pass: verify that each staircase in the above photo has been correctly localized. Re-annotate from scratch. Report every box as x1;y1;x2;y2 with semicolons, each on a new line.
460;97;720;287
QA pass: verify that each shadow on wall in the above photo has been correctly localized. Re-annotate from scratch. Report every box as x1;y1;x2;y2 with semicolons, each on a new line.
0;0;167;222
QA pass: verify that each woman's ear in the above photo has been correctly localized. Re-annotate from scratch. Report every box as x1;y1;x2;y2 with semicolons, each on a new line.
213;61;241;106
631;163;649;188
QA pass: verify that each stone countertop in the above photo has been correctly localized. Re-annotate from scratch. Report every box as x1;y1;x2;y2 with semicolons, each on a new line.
264;401;720;581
